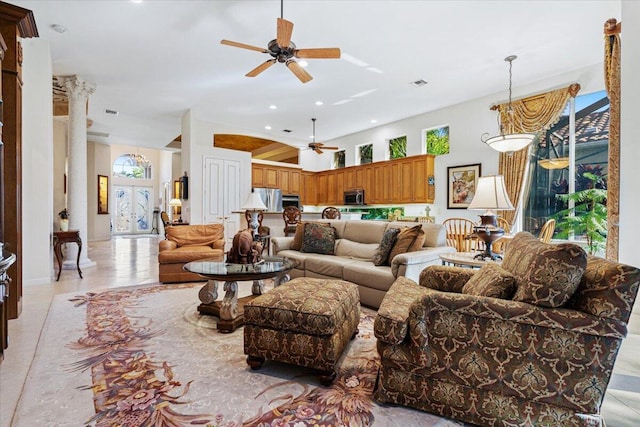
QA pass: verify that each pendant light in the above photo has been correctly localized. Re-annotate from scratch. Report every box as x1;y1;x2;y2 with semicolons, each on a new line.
481;55;536;153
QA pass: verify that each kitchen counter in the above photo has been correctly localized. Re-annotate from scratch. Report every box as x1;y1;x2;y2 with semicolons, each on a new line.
239;211;363;237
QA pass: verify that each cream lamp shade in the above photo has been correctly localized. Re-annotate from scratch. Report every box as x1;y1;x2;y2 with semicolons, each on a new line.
468;175;514;226
241;192;268;211
169;198;182;207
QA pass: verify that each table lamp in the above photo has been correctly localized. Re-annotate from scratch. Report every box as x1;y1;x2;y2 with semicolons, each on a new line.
169;198;182;222
241;192;268;238
467;175;514;260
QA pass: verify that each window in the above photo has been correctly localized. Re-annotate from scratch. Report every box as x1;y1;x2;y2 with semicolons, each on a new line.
113;153;152;179
424;125;450;155
333;150;345;169
358;144;373;165
388;135;407;159
523;90;609;239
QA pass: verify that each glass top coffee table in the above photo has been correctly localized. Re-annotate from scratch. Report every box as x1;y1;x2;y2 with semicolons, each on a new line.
184;256;296;333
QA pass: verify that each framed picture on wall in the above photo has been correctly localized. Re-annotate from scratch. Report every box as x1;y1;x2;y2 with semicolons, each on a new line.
447;163;481;209
98;175;109;214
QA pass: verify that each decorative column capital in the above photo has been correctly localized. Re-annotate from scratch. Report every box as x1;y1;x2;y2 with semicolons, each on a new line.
56;75;96;100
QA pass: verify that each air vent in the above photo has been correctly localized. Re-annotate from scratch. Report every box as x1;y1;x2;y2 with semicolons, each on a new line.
282;129;292;133
409;79;428;87
105;109;119;115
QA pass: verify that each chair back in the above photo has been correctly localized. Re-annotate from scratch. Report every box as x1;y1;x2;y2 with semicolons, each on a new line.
282;206;302;236
539;219;556;243
442;218;477;252
497;217;511;232
322;207;341;219
160;211;170;226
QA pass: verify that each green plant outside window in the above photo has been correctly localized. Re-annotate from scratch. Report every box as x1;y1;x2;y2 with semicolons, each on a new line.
359;144;373;164
333;150;345;169
389;136;407;159
425;126;450;155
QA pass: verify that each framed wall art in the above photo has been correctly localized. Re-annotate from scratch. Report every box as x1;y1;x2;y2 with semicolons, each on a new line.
447;163;481;209
98;174;109;214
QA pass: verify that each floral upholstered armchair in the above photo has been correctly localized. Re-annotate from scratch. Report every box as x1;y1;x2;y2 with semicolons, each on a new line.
374;232;640;427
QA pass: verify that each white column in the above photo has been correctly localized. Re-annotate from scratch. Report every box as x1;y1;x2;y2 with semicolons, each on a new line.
57;75;96;269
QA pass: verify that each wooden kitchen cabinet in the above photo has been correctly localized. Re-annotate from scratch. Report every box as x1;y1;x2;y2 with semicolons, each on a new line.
277;169;290;194
289;169;301;194
252;163;302;194
301;172;316;205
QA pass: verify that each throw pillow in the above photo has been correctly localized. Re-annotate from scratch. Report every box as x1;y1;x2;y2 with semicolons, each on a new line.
388;225;425;263
300;222;337;255
462;263;517;300
291;221;329;251
502;232;587;308
372;227;401;266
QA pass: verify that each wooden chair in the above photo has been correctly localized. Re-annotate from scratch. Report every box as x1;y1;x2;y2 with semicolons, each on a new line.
538;219;556;243
442;218;478;252
161;211;170;227
245;210;271;254
493;217;512;254
282;206;302;237
321;207;341;219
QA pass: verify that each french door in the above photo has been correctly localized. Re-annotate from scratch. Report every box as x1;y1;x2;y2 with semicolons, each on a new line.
113;185;153;234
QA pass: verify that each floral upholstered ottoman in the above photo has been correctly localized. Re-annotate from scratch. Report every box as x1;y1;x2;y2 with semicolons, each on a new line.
244;277;360;385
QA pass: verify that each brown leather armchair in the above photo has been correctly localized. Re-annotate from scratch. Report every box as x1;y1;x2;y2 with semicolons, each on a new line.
158;224;225;283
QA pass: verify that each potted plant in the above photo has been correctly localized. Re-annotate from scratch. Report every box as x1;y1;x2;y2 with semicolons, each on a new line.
58;208;69;231
553;171;607;255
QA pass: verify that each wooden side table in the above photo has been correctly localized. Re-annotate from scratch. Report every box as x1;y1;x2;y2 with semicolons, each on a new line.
53;230;83;281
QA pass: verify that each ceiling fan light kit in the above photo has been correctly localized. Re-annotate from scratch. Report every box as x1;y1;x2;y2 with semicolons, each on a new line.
221;0;340;83
307;118;338;154
482;55;536;153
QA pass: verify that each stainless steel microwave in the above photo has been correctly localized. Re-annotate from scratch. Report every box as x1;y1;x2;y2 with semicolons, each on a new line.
344;189;365;205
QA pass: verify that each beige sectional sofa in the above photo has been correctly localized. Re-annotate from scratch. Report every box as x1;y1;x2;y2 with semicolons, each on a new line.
271;220;455;309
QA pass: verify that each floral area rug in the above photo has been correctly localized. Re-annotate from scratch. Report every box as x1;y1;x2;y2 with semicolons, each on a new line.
13;282;462;427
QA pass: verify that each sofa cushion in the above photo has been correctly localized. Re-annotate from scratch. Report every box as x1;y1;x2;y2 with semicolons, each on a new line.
300;223;336;255
305;255;354;278
502;232;587;308
165;224;224;247
158;245;223;264
373;227;400;266
567;255;640;323
343;261;396;292
342;220;388;243
291;221;329;251
335;239;379;260
388;224;425;263
245;278;360;336
386;222;446;248
462;263;517;300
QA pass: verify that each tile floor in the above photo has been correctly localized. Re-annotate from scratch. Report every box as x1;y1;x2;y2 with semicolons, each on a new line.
1;235;639;426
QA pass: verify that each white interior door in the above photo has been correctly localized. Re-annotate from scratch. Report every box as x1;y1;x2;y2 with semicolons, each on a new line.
113;185;153;234
203;157;241;248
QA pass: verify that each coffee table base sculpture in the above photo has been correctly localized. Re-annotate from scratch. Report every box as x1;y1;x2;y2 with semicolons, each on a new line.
243;277;360;386
197;276;290;333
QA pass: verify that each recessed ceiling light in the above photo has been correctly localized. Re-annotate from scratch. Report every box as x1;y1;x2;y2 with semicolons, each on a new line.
269;105;277;110
265;125;272;130
298;60;308;68
315;101;323;106
50;24;67;34
370;119;377;123
309;135;314;139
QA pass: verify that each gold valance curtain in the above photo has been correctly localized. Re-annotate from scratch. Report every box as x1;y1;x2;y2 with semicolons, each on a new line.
604;18;621;261
495;84;581;227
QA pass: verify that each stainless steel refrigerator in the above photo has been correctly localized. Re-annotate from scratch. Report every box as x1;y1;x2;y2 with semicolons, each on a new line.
253;188;283;212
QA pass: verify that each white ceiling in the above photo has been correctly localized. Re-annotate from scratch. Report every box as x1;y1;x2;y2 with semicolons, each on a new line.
15;0;619;151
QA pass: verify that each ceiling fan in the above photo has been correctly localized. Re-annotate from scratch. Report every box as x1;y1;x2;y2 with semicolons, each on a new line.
308;118;338;154
220;0;341;83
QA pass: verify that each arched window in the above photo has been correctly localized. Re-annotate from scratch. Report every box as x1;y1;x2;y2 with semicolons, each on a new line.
112;153;152;179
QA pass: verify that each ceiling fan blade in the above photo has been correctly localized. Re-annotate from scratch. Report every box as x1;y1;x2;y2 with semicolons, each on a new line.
321;146;339;150
277;18;294;48
294;48;341;59
246;59;276;77
315;148;324;154
286;60;313;83
220;39;268;53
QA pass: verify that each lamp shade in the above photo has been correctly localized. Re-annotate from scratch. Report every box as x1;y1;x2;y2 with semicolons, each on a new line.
483;133;535;153
468;175;514;211
169;198;182;207
241;192;268;211
538;157;570;170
